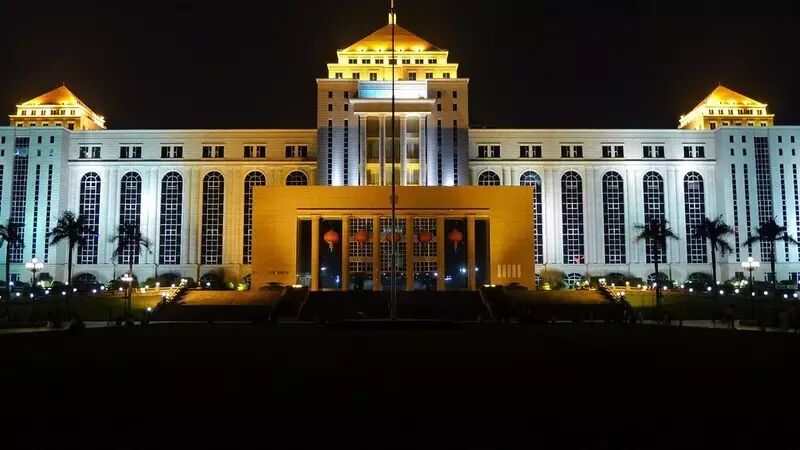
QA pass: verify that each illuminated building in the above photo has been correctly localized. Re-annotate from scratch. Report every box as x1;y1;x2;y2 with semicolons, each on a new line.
1;12;799;289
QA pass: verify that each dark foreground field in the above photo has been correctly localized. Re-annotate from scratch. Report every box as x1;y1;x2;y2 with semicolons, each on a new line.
3;323;800;446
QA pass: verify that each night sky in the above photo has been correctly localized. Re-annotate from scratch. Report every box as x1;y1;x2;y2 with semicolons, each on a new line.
4;0;800;130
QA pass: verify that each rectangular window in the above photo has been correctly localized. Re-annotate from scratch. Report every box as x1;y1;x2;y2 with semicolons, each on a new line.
490;145;500;158
37;136;42;144
614;145;624;157
561;145;570;158
428;59;437;64
684;145;692;158
202;145;212;158
778;136;783;143
729;136;734;143
408;72;417;80
161;146;170;158
742;135;747;143
437;104;442;111
344;91;349;99
327;91;332;98
244;145;253;158
478;145;488;158
256;145;266;158
602;145;612;158
453;104;458;111
573;145;583;158
49;136;54;144
173;146;183;158
352;73;360;79
375;59;384;64
120;146;129;158
415;58;424;64
361;59;370;64
298;145;308;158
215;146;224;158
285;145;295;158
696;145;705;158
709;122;717;129
335;73;343;79
369;73;378;81
519;145;529;158
402;58;411;64
452;91;458;99
78;146;89;158
348;58;357;64
730;148;735;156
425;72;433;79
328;104;333;111
443;73;451;78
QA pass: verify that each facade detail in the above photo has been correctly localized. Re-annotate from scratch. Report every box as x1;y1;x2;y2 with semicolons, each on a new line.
1;14;799;287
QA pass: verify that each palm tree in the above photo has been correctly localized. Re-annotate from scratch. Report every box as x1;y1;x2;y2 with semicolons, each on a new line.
742;218;798;290
109;224;153;315
0;220;23;319
634;218;679;310
692;216;734;289
48;211;91;315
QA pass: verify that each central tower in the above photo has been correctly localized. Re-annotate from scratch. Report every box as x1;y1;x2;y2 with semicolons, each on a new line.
316;11;469;186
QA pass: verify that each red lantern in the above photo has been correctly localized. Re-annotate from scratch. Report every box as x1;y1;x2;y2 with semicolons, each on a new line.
417;230;433;244
384;231;402;242
448;228;464;251
323;229;340;252
354;230;369;245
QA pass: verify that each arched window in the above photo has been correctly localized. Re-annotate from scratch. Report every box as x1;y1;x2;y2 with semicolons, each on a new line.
477;170;500;186
564;273;585;288
201;172;224;264
602;171;626;264
159;172;183;265
286;171;308;186
561;171;584;264
118;172;142;264
78;172;101;264
684;172;707;263
520;171;543;264
643;171;666;263
243;171;266;264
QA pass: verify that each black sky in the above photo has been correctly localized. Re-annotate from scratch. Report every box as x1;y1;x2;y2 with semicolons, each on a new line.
4;0;800;130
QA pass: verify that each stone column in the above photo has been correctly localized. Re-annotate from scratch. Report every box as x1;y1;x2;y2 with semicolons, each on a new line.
419;115;428;186
372;215;381;291
379;116;386;186
405;215;414;291
310;215;320;291
104;167;118;267
436;216;446;291
467;214;476;290
359;115;367;186
341;214;350;291
400;116;408;185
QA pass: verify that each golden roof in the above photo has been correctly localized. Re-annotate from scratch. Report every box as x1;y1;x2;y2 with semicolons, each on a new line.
19;85;89;108
694;85;767;109
342;23;442;52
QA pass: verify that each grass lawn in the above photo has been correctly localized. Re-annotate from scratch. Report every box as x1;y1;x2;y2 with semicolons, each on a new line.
2;291;162;322
619;288;795;321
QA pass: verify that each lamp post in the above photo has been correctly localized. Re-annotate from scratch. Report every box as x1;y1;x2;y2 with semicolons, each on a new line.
25;257;44;288
121;273;133;315
741;257;760;319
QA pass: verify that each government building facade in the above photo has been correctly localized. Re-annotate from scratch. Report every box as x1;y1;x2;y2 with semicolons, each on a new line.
2;13;799;289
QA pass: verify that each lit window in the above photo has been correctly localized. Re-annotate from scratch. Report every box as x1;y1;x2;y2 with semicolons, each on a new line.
159;172;183;264
425;72;433;79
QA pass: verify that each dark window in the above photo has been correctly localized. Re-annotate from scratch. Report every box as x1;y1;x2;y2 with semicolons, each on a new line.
244;145;253;158
256;145;266;158
202;146;212;158
37;136;42;144
684;146;692;158
327;104;332;111
344;91;349;99
327;91;332;98
573;146;583;158
453;91;458;99
161;146;170;158
602;145;612;158
478;145;488;158
453;104;457;111
285;145;295;158
49;136;54;143
174;146;183;158
561;145;570;158
344;104;349;111
408;72;417;80
437;104;442;111
730;148;734;156
729;136;734;143
215;146;224;158
742;135;746;143
425;72;433;79
778;136;783;143
298;145;308;158
696;146;705;158
490;145;500;158
519;145;529;158
369;73;378;81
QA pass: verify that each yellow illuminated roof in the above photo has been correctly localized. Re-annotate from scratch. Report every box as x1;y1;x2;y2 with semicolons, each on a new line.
693;85;767;108
342;22;442;52
20;85;89;108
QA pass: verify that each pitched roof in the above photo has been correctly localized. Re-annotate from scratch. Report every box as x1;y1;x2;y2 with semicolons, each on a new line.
694;85;767;108
20;85;90;108
342;23;442;52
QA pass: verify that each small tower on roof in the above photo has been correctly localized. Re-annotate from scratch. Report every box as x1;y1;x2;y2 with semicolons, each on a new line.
9;85;105;130
679;85;773;130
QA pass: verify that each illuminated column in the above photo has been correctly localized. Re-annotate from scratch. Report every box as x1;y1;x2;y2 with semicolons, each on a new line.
419;115;427;186
342;214;350;291
310;215;320;291
436;216;445;291
185;168;197;266
585;168;597;265
405;215;414;291
372;215;381;291
359;115;367;185
626;169;639;264
104;167;118;267
666;167;681;263
400;116;408;185
467;214;476;290
379;116;386;186
545;168;560;265
502;167;512;186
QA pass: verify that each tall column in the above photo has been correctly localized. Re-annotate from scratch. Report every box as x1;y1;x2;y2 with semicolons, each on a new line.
104;167;118;268
310;215;320;291
372;215;381;291
436;216;445;291
400;116;408;186
467;214;476;290
341;214;350;291
379;116;386;186
419;115;428;186
405;215;414;291
148;168;158;266
359;115;367;186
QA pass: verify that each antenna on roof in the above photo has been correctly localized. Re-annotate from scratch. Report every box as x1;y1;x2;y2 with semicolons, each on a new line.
389;0;396;24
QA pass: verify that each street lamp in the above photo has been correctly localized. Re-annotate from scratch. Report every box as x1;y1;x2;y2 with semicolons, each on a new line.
121;273;134;315
25;257;44;288
741;257;760;319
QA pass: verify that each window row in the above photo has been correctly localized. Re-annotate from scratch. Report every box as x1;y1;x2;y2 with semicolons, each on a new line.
76;170;309;265
346;58;438;65
334;72;451;80
474;144;707;159
77;144;312;159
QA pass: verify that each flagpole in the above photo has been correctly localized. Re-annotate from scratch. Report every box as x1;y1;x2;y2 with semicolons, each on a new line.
390;0;397;320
